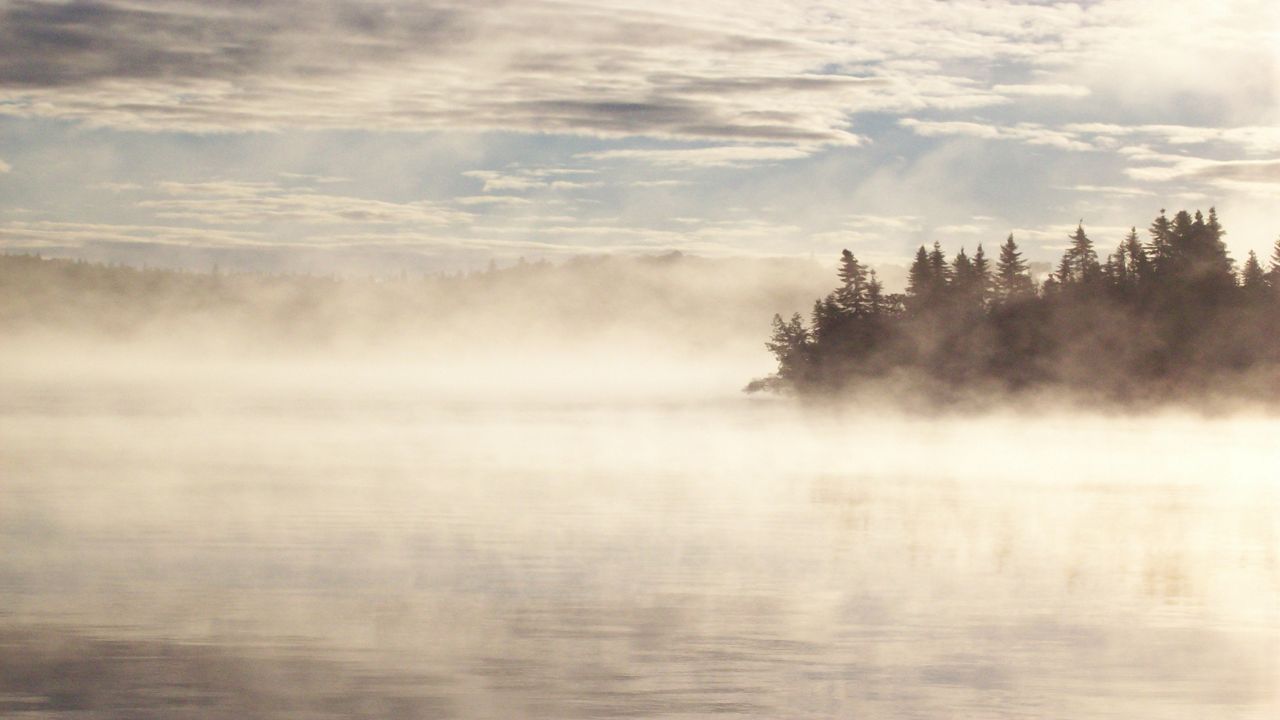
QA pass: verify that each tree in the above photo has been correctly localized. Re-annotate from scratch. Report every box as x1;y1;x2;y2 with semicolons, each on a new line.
1054;252;1075;287
952;247;982;310
1268;237;1280;288
1062;223;1100;285
866;269;886;315
1148;209;1173;275
758;207;1280;402
972;243;992;305
927;241;950;290
810;294;843;344
1122;227;1150;285
836;249;868;314
1200;206;1236;295
906;245;933;309
994;233;1032;300
1105;240;1130;290
952;247;974;288
766;312;810;382
1241;250;1267;297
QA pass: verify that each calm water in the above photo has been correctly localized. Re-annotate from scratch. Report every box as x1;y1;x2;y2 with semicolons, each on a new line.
1;380;1277;718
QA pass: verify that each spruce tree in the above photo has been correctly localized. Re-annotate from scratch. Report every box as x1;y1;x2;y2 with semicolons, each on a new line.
1202;206;1235;288
866;269;885;315
1241;251;1266;296
1268;237;1280;288
766;312;810;382
927;241;950;296
1148;209;1173;275
952;247;973;286
810;294;842;344
994;233;1032;300
1055;252;1075;286
836;249;867;314
1065;223;1100;283
972;243;992;305
906;245;932;307
1106;241;1130;290
1122;227;1150;284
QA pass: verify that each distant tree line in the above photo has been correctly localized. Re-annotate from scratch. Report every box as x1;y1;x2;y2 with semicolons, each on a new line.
755;209;1280;402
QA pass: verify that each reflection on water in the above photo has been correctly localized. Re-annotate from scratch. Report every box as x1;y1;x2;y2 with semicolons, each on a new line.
1;382;1277;718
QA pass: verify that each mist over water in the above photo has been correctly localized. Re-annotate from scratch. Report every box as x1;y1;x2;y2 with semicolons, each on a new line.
2;335;1277;718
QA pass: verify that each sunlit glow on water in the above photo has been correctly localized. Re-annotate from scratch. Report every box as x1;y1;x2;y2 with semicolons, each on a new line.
1;370;1277;718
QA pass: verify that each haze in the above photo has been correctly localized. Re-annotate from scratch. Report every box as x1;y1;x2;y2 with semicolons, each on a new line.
2;1;1279;718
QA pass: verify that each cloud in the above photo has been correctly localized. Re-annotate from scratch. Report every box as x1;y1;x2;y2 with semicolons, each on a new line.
1068;184;1155;197
1064;124;1280;155
992;83;1091;98
138;181;474;226
454;195;533;206
4;0;1279;273
934;224;987;235
0;0;1194;146
900;119;1096;152
1126;157;1280;189
463;168;600;193
577;145;821;168
0;220;264;249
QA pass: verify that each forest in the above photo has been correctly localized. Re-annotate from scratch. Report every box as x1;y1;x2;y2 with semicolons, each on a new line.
0;250;826;356
754;208;1280;405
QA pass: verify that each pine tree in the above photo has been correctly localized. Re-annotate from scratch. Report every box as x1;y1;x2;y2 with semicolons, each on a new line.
1201;206;1235;288
1055;252;1075;286
1171;210;1196;258
810;294;843;344
836;249;867;314
994;233;1032;300
1268;237;1280;288
1122;227;1150;284
906;245;932;307
1148;209;1173;275
952;247;973;286
1064;223;1100;284
972;243;992;305
927;241;950;296
766;312;810;382
1106;240;1130;290
952;247;982;310
866;269;885;315
1241;251;1267;296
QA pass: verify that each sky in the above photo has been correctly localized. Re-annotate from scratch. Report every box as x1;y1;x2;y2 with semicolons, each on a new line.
0;0;1278;280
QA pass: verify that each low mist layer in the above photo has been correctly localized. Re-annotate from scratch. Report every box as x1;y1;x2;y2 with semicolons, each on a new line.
1;251;831;402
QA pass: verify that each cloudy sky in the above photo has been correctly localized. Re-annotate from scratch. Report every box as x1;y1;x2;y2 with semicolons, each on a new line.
1;0;1277;278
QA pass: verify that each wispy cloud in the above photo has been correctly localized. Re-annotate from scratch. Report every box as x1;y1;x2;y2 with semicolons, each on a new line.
3;0;1278;271
1126;157;1280;189
0;0;1198;146
992;83;1090;98
900;119;1097;152
1068;184;1155;197
0;220;264;249
139;181;474;226
577;145;821;168
463;167;600;193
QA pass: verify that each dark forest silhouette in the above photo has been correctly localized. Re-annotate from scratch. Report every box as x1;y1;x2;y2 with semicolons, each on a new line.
753;209;1280;404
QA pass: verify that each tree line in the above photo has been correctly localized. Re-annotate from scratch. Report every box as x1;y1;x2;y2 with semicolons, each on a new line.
755;208;1280;403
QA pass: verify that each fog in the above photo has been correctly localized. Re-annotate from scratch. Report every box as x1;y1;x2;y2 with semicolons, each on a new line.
2;253;1278;718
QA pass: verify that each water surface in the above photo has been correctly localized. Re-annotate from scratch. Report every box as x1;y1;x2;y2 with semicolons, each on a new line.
2;379;1277;718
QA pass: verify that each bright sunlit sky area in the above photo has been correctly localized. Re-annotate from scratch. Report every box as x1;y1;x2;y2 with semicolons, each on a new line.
0;0;1278;278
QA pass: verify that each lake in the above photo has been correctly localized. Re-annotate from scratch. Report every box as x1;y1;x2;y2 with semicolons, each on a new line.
1;372;1277;718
